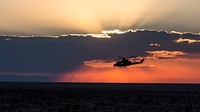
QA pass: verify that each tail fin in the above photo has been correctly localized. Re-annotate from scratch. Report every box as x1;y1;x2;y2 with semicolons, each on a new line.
140;58;145;63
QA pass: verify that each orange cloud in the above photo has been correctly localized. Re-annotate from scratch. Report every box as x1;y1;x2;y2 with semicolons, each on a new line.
146;50;186;59
175;38;200;44
84;59;115;68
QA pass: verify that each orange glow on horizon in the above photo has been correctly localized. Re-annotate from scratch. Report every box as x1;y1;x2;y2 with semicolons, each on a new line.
57;57;200;83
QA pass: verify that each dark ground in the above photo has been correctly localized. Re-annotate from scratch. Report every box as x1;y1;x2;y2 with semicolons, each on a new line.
0;83;200;112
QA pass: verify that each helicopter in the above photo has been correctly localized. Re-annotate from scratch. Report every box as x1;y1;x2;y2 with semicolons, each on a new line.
114;55;145;67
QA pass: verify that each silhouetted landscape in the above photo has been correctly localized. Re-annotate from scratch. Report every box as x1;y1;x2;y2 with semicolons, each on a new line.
0;82;200;112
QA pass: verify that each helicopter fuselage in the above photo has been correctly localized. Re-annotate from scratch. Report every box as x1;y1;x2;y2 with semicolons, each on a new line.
114;58;144;67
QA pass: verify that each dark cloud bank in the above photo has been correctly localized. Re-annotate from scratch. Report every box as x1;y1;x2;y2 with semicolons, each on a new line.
0;29;199;81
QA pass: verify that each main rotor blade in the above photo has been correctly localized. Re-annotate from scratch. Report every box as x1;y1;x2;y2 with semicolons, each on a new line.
117;55;124;59
117;55;140;59
126;55;139;58
104;60;115;63
117;55;123;58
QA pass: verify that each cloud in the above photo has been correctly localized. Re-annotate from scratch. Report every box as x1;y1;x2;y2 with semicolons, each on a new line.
84;59;115;68
62;33;111;38
150;44;161;47
102;29;135;34
175;38;200;44
170;31;184;35
170;31;200;35
102;29;200;36
0;33;110;38
0;29;200;82
2;29;200;39
146;50;186;59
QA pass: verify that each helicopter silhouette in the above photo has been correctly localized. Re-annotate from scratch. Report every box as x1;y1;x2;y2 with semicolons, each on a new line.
114;55;145;67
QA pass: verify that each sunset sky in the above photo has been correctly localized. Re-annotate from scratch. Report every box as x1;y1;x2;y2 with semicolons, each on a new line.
0;0;200;83
0;0;200;35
